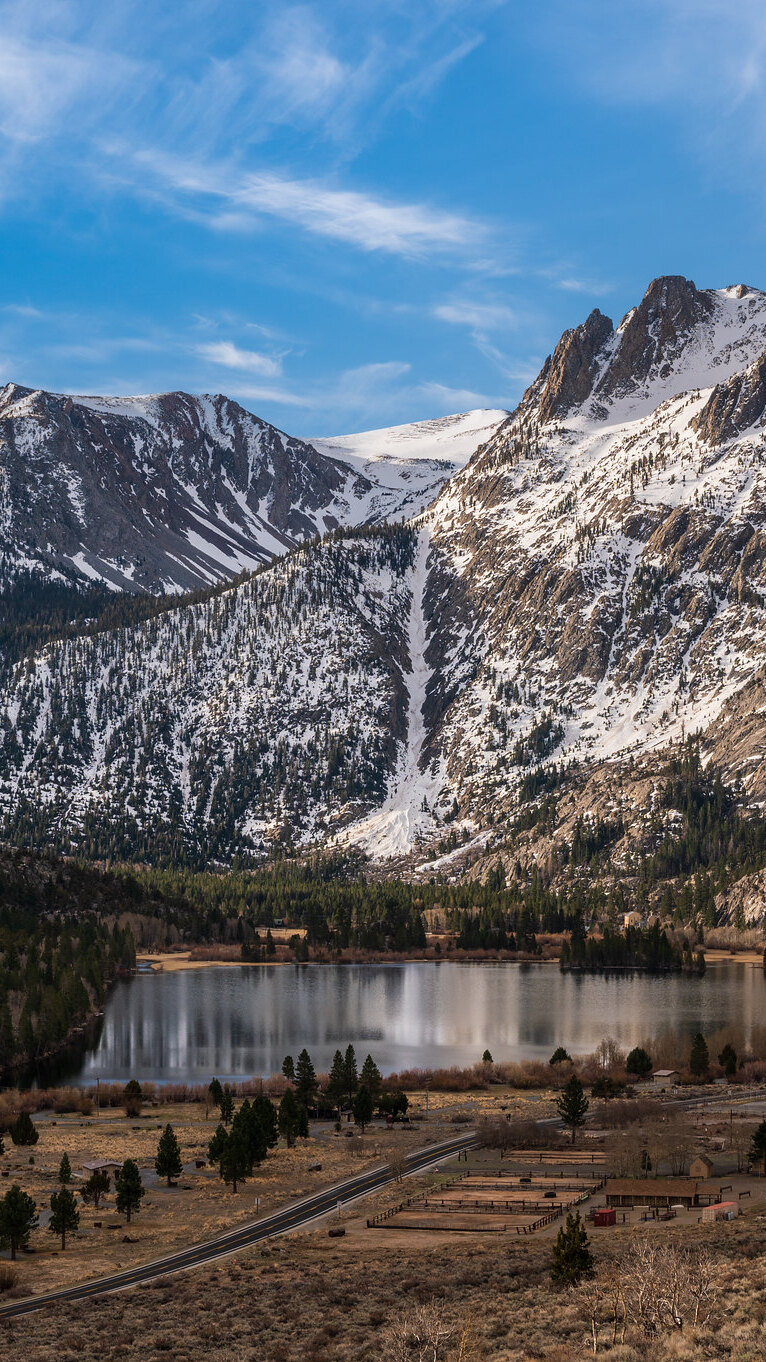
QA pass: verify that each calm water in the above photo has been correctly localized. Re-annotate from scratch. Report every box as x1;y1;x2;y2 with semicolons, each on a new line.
56;961;766;1087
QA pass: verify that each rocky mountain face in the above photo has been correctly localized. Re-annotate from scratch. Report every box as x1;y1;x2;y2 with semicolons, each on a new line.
0;386;504;593
3;277;766;873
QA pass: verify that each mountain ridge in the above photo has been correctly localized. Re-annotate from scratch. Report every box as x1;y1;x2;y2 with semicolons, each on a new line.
3;276;766;880
0;383;505;594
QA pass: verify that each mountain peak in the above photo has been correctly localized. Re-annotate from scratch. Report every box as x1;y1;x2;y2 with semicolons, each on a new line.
529;277;766;426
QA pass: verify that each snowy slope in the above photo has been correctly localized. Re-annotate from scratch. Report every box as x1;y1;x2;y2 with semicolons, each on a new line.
5;276;766;865
309;409;507;521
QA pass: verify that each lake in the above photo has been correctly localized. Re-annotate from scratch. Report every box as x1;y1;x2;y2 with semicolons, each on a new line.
54;960;766;1087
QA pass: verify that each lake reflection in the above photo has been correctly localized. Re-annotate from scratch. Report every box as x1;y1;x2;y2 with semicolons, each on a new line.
64;961;766;1086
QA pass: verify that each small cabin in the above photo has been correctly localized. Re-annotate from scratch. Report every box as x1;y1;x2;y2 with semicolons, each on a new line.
652;1069;678;1090
81;1159;122;1174
623;911;642;929
690;1154;715;1179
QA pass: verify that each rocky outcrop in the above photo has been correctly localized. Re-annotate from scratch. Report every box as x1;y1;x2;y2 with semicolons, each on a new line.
692;349;766;445
595;276;714;399
534;308;614;422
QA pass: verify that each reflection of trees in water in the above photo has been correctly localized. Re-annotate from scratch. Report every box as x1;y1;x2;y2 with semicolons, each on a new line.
43;961;766;1089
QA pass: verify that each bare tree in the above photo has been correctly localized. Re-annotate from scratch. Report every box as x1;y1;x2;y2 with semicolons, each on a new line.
382;1302;455;1362
595;1036;625;1071
387;1148;407;1183
621;1239;717;1337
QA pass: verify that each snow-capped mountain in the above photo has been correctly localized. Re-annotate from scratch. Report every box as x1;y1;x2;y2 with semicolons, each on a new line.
0;385;505;593
4;276;766;867
310;409;507;523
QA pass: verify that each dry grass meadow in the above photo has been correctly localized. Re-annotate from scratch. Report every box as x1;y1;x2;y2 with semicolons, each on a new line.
4;1088;766;1357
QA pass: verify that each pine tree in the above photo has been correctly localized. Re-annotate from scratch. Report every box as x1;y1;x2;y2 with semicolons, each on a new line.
625;1047;652;1078
82;1168;110;1208
352;1084;374;1132
123;1078;143;1117
11;1110;39;1146
219;1128;251;1192
550;1047;572;1066
550;1211;593;1287
327;1049;346;1112
343;1043;358;1106
278;1088;301;1147
718;1043;737;1077
481;1049;493;1064
155;1123;183;1186
115;1159;145;1222
297;1103;309;1138
220;1085;234;1125
281;1054;295;1083
689;1032;709;1078
208;1077;223;1113
251;1094;279;1149
295;1048;318;1110
360;1054;382;1097
749;1121;766;1171
58;1152;72;1185
49;1186;79;1249
557;1074;589;1144
0;1183;38;1259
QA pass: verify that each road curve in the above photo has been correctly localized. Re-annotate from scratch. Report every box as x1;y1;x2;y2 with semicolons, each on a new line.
0;1131;476;1319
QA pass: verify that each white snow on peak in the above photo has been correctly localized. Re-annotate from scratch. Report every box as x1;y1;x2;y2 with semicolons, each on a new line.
310;408;508;467
311;409;508;523
594;285;766;423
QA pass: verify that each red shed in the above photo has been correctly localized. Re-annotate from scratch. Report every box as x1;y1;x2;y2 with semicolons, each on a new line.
593;1209;616;1227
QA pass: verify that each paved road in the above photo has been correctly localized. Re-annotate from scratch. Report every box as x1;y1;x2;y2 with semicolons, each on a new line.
0;1131;476;1319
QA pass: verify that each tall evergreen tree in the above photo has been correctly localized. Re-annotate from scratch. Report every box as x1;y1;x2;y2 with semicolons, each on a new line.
352;1084;374;1132
278;1088;301;1147
689;1032;709;1078
49;1186;79;1249
295;1048;318;1109
0;1184;38;1259
58;1152;73;1185
219;1128;251;1192
557;1074;589;1144
360;1054;382;1097
550;1211;593;1287
327;1049;346;1112
251;1093;279;1149
220;1085;234;1125
155;1123;183;1186
115;1159;145;1222
343;1043;358;1106
281;1055;295;1083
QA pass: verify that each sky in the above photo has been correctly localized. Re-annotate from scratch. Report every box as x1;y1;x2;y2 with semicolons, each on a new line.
1;0;766;436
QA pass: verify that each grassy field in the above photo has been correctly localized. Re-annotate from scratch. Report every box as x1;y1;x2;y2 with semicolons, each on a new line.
0;1087;557;1296
3;1208;766;1359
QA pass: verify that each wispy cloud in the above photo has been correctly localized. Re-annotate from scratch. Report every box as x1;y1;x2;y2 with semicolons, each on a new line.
434;300;515;330
196;341;283;379
129;149;488;258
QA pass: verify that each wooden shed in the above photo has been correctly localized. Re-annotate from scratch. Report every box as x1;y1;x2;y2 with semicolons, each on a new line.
605;1178;699;1209
690;1154;715;1179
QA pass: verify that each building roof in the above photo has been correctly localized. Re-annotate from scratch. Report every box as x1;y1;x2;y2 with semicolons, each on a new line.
606;1178;698;1196
81;1159;122;1171
652;1069;678;1077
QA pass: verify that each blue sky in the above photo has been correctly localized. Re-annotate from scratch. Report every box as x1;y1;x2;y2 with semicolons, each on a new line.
1;0;766;435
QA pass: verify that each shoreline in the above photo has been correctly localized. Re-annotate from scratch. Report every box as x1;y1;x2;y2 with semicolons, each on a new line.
136;947;766;973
